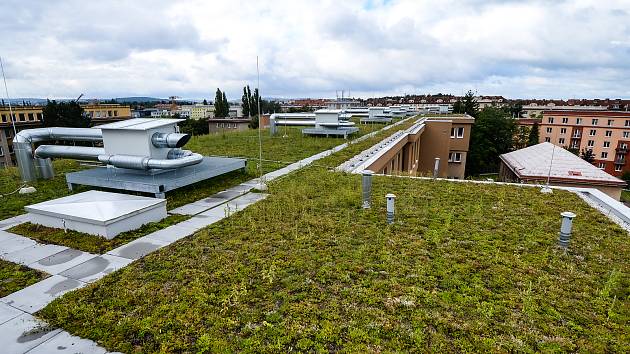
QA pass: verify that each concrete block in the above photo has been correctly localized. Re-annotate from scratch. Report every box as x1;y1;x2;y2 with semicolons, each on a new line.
0;275;85;314
0;302;23;326
0;233;37;256
144;225;195;244
26;330;107;354
28;249;98;275
60;255;133;283
3;244;68;266
106;238;169;260
0;313;61;353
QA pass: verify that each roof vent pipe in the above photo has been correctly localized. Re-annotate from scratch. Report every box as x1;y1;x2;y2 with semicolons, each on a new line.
433;157;440;179
386;193;396;224
362;170;373;209
558;211;576;250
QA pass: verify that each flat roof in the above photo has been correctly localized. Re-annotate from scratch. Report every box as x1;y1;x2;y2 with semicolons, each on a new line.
500;142;625;186
98;118;183;130
542;110;630;117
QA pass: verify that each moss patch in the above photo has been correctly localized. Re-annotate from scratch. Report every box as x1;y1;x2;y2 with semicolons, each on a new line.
0;259;47;297
9;214;189;254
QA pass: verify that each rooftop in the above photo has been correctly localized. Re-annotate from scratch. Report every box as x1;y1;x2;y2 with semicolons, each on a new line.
500;142;625;186
98;118;183;130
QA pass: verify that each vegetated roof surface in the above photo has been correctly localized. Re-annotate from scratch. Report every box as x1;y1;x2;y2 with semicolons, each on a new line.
0;259;48;297
40;128;629;352
501;142;625;186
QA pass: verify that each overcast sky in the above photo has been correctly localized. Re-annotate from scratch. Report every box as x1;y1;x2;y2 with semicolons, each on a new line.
2;0;630;100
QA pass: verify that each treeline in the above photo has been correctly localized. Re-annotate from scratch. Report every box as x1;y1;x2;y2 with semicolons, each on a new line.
241;85;281;116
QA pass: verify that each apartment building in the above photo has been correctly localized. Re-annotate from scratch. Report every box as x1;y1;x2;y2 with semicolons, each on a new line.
540;110;630;176
0;103;131;167
356;114;474;179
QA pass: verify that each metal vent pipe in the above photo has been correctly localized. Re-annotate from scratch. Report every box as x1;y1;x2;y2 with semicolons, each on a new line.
14;127;102;181
362;170;373;209
151;132;190;148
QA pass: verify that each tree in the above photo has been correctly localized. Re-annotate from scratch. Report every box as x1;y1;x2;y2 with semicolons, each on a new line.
580;149;595;164
214;89;226;118
42;100;90;127
453;99;464;114
203;99;208;105
513;125;530;150
508;101;523;118
620;171;630;187
241;86;250;117
459;90;479;118
222;92;229;117
527;121;540;146
466;107;516;176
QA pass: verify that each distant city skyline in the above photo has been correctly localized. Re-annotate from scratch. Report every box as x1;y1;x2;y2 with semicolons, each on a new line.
2;0;630;100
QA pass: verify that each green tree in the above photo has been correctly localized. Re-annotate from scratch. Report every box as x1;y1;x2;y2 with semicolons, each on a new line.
527;121;540;146
214;89;226;118
42;100;90;128
203;99;208;105
466;107;516;176
513;125;530;150
460;90;479;118
241;86;250;117
453;99;464;114
222;92;229;117
580;149;595;164
620;171;630;187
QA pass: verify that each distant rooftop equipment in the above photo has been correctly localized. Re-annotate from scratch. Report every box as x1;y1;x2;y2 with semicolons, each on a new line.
302;109;359;138
15;118;246;197
25;190;166;239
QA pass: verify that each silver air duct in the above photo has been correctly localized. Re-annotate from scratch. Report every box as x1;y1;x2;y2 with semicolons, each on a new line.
98;151;203;170
14;127;102;182
151;132;190;148
35;145;104;161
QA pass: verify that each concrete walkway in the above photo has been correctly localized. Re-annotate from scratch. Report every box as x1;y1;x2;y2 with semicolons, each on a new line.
0;120;411;353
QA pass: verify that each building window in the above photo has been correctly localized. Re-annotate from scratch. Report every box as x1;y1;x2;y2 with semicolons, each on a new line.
28;113;34;121
1;114;6;122
0;146;3;156
605;130;612;137
587;140;594;147
615;165;623;172
624;131;630;138
621;143;628;149
108;110;112;117
544;137;551;142
18;113;25;121
558;138;565;145
604;141;610;148
562;117;568;124
592;118;598;125
448;152;462;163
608;119;614;126
36;113;42;120
576;118;582;125
560;128;567;134
626;120;630;127
548;117;554;123
589;129;596;136
114;110;118;117
598;162;605;169
450;127;464;138
546;127;552;133
601;152;608;159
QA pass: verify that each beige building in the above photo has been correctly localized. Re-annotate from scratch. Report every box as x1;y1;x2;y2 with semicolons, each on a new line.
208;118;250;134
358;114;475;179
500;142;625;200
539;110;630;177
183;104;215;120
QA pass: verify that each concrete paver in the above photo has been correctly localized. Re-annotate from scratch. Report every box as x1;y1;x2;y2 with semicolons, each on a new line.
60;254;133;283
3;244;68;266
0;313;61;354
26;330;108;354
28;249;98;275
0;302;24;326
0;275;85;314
106;237;169;260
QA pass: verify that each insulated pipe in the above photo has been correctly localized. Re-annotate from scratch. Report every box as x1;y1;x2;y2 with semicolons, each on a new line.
35;145;104;161
14;127;102;181
151;132;190;148
98;151;203;170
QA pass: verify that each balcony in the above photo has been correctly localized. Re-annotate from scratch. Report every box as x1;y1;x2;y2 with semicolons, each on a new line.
616;147;628;154
615;158;626;165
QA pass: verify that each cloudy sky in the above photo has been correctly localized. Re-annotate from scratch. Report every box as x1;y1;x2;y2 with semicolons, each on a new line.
2;0;630;100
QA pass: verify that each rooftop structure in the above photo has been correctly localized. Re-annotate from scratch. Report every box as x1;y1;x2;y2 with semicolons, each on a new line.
499;142;625;199
25;191;166;239
302;109;359;138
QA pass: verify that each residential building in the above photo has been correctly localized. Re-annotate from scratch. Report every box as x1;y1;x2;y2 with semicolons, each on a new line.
539;110;630;176
522;104;607;119
208;118;251;134
499;142;625;200
0;103;131;167
183;104;215;120
353;114;474;179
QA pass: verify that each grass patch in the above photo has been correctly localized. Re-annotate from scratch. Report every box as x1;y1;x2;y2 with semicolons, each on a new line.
621;190;630;203
39;120;628;352
0;259;47;297
9;214;189;254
